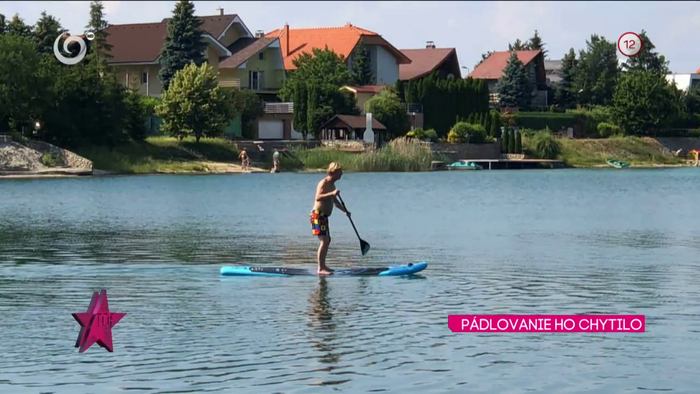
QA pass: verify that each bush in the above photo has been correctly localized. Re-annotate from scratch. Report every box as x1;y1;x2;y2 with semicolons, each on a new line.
40;152;61;167
515;130;522;153
447;122;492;143
511;112;581;132
597;122;622;138
406;127;438;142
566;106;614;136
530;130;560;159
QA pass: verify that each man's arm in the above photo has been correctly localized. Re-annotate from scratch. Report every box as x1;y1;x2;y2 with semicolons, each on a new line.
333;197;347;212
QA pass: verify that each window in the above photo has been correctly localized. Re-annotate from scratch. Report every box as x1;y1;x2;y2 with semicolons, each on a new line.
141;72;148;84
258;51;265;60
249;70;265;90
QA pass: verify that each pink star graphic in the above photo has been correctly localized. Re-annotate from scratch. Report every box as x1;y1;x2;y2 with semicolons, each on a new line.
72;289;126;353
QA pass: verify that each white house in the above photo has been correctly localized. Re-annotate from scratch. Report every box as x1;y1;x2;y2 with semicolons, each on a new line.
666;73;700;92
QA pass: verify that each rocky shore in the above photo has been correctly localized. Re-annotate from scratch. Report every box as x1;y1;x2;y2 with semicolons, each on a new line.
0;136;93;178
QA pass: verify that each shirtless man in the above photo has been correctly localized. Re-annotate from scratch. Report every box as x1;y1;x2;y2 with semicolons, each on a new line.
310;162;350;275
238;148;249;170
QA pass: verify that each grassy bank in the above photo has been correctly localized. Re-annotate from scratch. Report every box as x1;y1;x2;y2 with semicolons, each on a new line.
554;136;686;167
282;137;434;172
77;136;243;173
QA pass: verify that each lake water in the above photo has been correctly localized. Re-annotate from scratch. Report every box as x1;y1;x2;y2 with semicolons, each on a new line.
1;168;699;393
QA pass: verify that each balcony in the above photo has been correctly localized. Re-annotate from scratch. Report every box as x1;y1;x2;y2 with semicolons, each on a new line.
218;78;241;88
264;102;294;114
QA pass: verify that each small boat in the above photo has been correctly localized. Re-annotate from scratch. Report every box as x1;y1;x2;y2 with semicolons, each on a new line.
606;158;629;169
447;160;482;170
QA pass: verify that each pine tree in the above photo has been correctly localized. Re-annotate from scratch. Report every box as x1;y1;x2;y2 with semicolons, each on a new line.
527;30;547;58
306;83;319;138
351;40;373;85
85;1;113;68
159;0;207;91
0;14;7;35
622;30;669;75
467;113;476;124
508;39;527;51
508;128;516;153
490;112;500;138
501;128;510;153
6;14;31;39
515;130;522;153
484;111;492;134
495;52;532;109
33;11;65;55
555;48;577;109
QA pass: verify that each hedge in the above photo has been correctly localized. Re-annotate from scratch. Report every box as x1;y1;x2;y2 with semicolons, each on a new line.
508;112;582;132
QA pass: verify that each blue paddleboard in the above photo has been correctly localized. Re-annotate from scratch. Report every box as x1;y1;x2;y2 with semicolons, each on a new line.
220;262;428;277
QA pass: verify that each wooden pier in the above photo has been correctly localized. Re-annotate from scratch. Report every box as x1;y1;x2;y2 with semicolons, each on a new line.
432;159;565;170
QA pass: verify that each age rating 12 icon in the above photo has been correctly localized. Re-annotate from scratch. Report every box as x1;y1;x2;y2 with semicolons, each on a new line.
618;32;642;57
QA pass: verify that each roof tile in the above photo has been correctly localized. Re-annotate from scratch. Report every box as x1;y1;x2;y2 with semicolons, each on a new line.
399;47;455;80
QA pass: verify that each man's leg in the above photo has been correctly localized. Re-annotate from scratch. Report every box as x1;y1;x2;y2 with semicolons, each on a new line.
317;235;332;275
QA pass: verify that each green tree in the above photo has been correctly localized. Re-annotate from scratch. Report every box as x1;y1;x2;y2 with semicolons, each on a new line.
293;82;308;139
158;0;207;91
279;46;357;131
123;89;148;141
33;11;66;55
685;86;700;115
467;113;476;123
508;128;516;153
484;111;492;132
6;14;32;39
527;30;547;58
515;129;523;153
365;90;410;138
495;51;532;109
156;62;232;142
574;34;620;106
621;30;669;75
612;70;681;135
85;1;113;68
489;111;500;138
508;39;527;51
350;40;373;85
0;14;7;35
501;128;510;152
229;89;264;139
0;34;45;133
555;48;578;109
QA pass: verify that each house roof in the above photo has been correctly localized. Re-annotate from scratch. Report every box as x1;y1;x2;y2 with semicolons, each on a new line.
399;47;456;80
469;50;542;79
104;14;241;64
220;37;279;68
322;115;387;130
265;23;411;70
341;85;388;94
696;67;700;74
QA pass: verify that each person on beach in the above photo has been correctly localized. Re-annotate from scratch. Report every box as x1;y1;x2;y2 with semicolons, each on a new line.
310;162;350;275
239;148;249;171
272;148;280;173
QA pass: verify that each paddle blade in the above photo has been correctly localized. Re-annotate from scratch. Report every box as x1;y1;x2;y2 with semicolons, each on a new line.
360;240;370;255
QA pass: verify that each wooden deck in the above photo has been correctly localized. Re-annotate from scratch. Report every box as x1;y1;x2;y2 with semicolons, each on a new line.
433;158;565;170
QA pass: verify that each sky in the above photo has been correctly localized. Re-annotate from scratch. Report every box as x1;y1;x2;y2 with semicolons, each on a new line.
1;1;699;76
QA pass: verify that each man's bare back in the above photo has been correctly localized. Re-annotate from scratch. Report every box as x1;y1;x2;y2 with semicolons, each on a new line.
313;178;336;216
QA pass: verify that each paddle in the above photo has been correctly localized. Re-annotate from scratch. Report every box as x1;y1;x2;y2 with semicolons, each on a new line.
336;194;370;256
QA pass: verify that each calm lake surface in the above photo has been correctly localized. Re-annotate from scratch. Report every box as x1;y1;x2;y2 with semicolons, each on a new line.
1;168;699;393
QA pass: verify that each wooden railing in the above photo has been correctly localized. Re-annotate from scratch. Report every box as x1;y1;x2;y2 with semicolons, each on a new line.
218;78;241;88
264;102;294;114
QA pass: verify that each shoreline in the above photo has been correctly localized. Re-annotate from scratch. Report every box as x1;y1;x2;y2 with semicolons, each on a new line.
1;161;694;179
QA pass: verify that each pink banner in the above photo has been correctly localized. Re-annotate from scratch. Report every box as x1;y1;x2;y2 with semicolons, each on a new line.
448;315;645;332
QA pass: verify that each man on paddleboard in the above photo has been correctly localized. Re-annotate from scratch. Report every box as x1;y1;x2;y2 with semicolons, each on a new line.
310;162;350;275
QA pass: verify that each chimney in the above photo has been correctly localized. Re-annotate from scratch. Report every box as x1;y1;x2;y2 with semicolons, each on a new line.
255;30;265;38
284;23;289;57
216;7;224;16
426;41;435;49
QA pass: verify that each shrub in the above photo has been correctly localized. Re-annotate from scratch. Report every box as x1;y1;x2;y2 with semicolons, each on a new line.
515;130;522;153
597;122;622;138
511;112;581;131
40;152;61;167
406;127;438;142
530;130;560;159
567;106;614;135
447;122;491;143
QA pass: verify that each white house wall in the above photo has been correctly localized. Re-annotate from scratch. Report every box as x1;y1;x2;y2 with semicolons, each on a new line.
666;74;700;92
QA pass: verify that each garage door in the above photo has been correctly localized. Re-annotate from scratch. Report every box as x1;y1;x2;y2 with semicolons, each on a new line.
258;120;284;139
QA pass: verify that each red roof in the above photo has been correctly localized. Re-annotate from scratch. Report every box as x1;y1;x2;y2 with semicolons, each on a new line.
696;67;700;73
469;50;542;79
104;14;239;63
399;47;456;80
265;23;411;70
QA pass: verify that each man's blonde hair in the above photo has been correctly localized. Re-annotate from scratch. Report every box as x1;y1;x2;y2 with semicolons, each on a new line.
328;162;343;175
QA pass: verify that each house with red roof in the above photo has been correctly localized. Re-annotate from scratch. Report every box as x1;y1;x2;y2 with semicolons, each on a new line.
468;50;548;108
399;41;462;81
104;9;286;103
265;23;411;86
